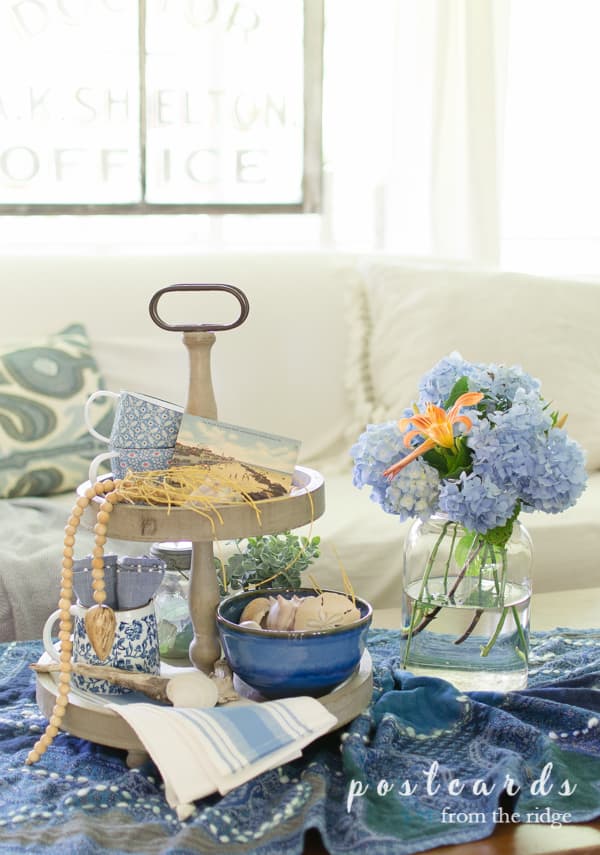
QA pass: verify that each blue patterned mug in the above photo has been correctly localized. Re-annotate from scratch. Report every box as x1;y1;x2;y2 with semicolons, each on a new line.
43;601;160;695
84;390;183;449
88;445;175;483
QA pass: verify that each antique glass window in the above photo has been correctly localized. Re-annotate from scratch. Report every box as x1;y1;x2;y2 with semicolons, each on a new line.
0;0;323;213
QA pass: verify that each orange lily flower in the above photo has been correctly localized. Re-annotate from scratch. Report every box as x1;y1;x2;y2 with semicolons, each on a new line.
383;391;484;479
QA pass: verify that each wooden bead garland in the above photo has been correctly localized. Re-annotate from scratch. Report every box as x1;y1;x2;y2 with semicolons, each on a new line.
26;478;123;766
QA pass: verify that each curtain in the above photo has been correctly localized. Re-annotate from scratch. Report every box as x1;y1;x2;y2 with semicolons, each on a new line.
385;0;511;265
323;0;511;265
429;0;510;266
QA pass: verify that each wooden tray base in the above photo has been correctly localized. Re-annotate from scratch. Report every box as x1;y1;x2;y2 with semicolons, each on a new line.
35;650;373;768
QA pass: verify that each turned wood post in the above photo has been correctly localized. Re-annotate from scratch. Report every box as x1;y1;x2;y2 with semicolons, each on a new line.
182;331;220;673
149;284;249;674
187;542;222;674
182;331;217;421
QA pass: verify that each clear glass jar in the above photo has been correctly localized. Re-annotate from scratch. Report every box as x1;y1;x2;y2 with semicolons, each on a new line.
151;542;194;660
401;513;533;691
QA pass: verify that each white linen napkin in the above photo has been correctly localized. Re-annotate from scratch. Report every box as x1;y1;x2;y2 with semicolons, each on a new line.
109;697;338;819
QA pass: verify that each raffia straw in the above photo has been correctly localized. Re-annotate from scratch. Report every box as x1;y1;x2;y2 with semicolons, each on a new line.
308;573;323;595
253;487;317;589
331;545;356;606
114;467;265;536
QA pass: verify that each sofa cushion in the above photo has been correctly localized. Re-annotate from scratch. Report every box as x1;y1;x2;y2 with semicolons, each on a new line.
346;264;600;470
0;324;113;497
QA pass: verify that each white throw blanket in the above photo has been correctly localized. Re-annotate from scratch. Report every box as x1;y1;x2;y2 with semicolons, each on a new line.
0;495;141;642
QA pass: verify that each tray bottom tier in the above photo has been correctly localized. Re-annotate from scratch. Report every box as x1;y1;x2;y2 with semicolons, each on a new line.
35;651;373;766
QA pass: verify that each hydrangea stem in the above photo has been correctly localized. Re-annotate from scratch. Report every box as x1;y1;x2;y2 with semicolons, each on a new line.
402;525;493;668
512;605;528;658
453;608;484;645
453;540;510;647
402;521;450;666
443;523;458;595
480;606;508;657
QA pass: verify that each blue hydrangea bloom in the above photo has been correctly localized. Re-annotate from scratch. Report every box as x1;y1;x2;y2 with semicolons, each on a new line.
418;352;479;406
418;352;542;413
350;421;440;521
519;429;587;513
351;421;405;490
383;459;441;520
468;389;552;492
438;471;518;533
476;362;541;405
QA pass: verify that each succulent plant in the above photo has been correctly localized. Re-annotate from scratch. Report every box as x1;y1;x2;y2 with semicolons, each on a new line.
215;531;320;596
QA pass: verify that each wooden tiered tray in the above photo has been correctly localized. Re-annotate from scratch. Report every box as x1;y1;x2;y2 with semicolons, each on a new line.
35;285;373;764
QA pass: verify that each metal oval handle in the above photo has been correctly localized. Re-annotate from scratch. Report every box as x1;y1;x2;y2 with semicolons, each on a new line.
149;284;250;332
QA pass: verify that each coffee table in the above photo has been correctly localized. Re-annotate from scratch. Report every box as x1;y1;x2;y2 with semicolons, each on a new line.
304;819;600;854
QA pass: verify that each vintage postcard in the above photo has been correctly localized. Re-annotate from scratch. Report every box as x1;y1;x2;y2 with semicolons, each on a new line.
171;414;301;500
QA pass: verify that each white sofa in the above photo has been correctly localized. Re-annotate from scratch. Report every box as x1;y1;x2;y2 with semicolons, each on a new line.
1;251;598;641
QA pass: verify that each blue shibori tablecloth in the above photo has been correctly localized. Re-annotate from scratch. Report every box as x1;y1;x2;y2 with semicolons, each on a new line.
0;628;599;854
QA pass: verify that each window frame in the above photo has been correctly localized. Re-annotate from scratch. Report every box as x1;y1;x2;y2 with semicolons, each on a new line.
0;0;323;217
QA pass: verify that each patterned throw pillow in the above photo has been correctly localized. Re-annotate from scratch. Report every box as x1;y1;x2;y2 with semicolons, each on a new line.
0;324;113;498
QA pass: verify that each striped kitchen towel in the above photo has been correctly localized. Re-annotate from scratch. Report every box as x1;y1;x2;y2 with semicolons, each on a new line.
110;697;337;818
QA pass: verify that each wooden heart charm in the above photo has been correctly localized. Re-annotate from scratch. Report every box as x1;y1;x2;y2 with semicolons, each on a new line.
84;604;117;660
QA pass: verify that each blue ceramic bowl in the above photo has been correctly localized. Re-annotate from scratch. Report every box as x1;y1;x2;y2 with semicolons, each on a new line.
216;588;373;698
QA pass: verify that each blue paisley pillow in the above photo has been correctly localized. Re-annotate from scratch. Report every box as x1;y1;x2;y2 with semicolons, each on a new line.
0;324;113;498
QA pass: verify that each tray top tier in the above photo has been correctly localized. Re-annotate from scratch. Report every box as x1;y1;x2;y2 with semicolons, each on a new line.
78;465;325;543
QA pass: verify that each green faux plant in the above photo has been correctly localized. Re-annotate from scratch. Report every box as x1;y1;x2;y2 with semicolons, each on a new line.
216;531;320;596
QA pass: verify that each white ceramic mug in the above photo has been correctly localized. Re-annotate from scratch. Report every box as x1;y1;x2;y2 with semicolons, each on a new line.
84;390;183;449
43;601;160;695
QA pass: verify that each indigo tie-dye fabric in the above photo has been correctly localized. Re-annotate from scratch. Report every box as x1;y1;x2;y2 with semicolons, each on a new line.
0;628;599;854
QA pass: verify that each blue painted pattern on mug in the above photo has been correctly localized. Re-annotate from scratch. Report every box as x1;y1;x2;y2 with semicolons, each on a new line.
72;610;160;695
111;447;175;479
110;392;183;448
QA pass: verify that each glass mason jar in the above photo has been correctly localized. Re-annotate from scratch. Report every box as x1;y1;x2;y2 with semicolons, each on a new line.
401;513;533;692
151;542;194;660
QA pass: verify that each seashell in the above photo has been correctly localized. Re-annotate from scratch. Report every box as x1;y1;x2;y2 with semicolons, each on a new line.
293;593;360;631
166;671;218;708
320;592;361;625
265;594;302;631
239;597;271;627
84;604;117;660
239;620;263;630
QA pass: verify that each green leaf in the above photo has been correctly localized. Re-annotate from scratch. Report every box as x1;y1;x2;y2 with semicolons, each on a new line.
484;502;521;548
443;436;473;478
463;589;500;608
422;448;450;475
444;376;470;409
454;532;483;576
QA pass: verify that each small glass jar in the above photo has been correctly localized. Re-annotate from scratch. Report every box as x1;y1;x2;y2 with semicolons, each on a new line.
151;542;194;660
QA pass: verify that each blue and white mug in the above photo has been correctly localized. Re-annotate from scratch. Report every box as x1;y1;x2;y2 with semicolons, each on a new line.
84;390;183;449
88;445;175;483
43;601;160;695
